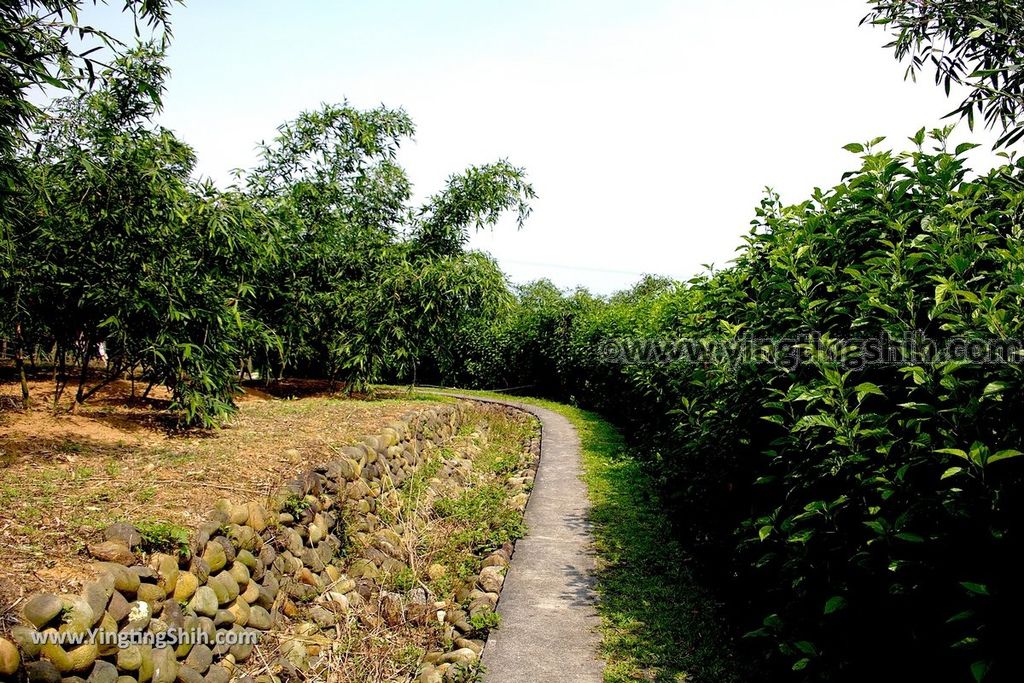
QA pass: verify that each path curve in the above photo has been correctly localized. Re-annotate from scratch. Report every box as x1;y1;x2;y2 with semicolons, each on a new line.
443;394;604;682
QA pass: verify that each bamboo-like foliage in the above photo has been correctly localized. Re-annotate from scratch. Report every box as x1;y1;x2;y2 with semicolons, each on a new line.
1;47;534;426
864;0;1024;147
244;102;534;391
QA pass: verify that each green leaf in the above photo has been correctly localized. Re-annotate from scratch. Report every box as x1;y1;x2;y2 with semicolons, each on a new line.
787;529;814;544
941;467;964;479
982;381;1009;398
987;449;1023;465
900;366;928;385
960;582;990;596
824;596;847;614
946;610;974;624
758;525;773;542
864;520;886;535
895;532;925;543
40;73;69;89
842;142;865;154
936;448;970;461
854;382;885;401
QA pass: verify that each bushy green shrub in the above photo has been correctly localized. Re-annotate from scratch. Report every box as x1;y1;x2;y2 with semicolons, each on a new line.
434;130;1024;682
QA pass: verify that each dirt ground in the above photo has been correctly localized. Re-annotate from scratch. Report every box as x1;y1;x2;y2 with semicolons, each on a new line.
0;376;444;623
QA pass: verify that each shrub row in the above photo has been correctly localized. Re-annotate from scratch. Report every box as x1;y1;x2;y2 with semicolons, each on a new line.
433;132;1024;682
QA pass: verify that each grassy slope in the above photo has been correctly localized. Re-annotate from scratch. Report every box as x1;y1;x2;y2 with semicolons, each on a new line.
409;388;743;683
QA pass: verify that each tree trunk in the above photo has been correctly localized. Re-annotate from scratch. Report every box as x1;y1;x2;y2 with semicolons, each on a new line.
53;343;67;411
16;353;29;406
14;323;29;408
72;337;93;409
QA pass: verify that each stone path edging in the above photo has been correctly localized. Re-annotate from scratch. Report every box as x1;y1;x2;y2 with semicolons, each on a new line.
435;394;604;683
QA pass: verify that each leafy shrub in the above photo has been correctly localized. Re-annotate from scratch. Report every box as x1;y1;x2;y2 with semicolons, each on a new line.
281;494;312;518
467;609;501;635
136;520;190;557
433;130;1024;682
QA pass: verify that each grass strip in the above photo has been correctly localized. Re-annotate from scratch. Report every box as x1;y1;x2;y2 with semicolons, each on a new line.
406;388;745;683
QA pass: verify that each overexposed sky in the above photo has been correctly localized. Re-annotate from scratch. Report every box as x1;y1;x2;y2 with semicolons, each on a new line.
92;1;1002;293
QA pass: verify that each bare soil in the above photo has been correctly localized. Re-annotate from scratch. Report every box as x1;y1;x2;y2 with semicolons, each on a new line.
0;376;444;623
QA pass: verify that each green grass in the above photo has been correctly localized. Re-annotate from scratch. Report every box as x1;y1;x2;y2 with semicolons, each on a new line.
474;416;533;477
396;455;443;517
136;485;157;503
434;483;527;554
384;566;417;592
393;403;535;608
136;519;191;557
407;387;744;683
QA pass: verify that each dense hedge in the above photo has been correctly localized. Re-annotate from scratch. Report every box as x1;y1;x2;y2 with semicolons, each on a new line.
432;132;1024;682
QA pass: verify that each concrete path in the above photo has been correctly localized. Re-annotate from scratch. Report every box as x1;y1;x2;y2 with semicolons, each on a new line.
443;394;604;683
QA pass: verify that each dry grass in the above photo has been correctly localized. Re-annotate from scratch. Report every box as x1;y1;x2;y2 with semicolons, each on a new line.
238;404;539;683
245;618;434;682
0;377;445;617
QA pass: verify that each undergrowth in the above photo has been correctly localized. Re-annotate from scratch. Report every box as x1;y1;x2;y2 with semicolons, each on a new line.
135;519;191;557
417;390;746;683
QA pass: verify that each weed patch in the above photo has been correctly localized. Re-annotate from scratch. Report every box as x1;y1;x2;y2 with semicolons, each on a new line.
434;484;525;555
136;520;191;557
419;390;746;683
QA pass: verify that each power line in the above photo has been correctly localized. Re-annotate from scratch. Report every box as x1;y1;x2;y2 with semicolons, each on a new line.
499;259;670;278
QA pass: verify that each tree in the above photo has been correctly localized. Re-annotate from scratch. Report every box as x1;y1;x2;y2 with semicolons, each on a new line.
246;102;418;383
864;0;1024;146
412;161;535;258
10;46;279;426
0;0;174;175
1;0;175;408
247;102;534;390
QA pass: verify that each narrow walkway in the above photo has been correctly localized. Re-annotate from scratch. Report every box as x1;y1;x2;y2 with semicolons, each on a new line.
445;395;604;682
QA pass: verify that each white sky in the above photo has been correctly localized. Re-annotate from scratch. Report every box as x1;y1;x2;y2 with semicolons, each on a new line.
93;0;1003;294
